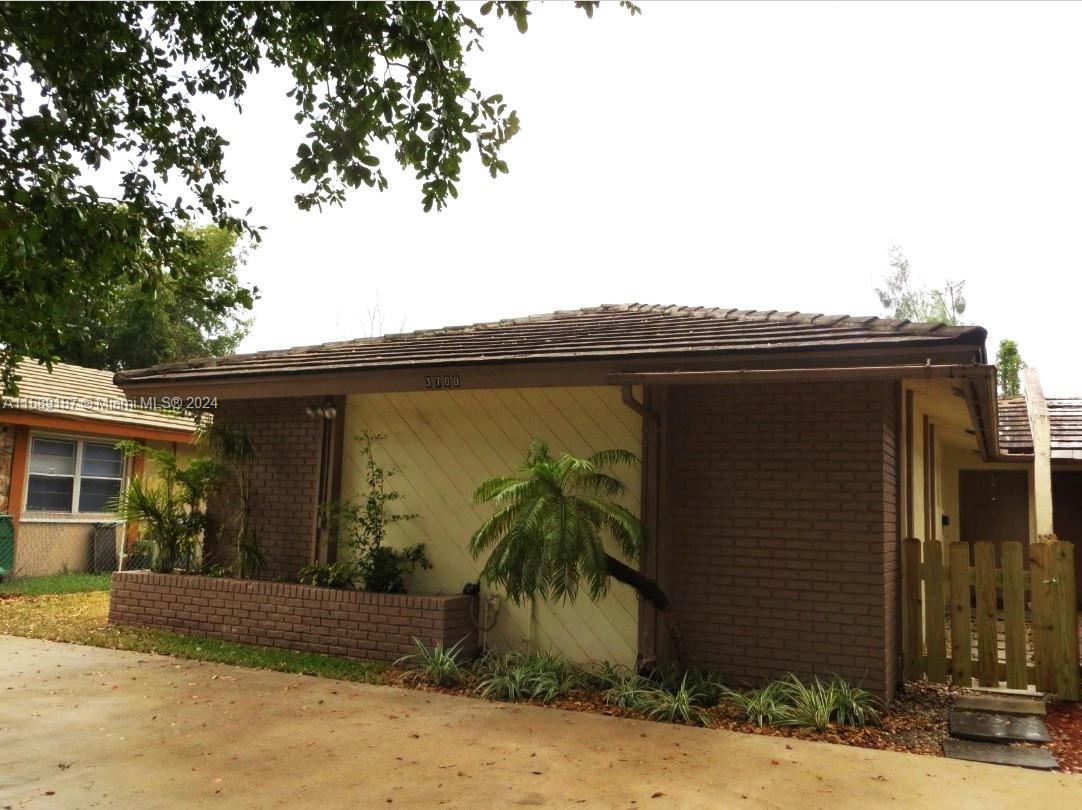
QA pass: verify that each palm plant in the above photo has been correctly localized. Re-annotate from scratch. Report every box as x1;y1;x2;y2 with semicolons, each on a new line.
468;440;670;613
114;441;222;573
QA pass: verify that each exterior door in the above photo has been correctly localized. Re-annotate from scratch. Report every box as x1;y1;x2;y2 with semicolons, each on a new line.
1052;471;1082;608
959;470;1030;562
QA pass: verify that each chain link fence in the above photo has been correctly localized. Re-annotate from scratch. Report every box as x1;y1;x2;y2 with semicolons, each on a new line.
3;519;129;578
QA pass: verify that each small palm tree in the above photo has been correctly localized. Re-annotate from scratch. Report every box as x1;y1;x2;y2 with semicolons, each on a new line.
468;440;670;611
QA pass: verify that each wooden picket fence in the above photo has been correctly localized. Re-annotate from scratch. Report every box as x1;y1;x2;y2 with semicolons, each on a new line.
902;538;1080;700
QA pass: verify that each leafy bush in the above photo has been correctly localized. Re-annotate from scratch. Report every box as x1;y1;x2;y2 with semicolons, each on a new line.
724;674;880;730
356;542;431;594
327;431;430;593
475;651;588;703
396;638;468;687
298;562;357;589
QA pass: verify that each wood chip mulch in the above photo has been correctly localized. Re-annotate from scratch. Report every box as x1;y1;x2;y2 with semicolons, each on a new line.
1046;701;1082;774
390;671;956;758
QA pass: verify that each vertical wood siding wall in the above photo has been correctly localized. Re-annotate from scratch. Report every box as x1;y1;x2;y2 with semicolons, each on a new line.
343;387;642;667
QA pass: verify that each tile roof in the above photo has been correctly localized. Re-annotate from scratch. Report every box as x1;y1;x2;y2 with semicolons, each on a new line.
997;396;1082;460
116;303;987;385
3;360;197;434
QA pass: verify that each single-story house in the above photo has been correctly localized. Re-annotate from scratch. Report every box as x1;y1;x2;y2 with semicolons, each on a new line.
115;303;1019;699
1;360;197;576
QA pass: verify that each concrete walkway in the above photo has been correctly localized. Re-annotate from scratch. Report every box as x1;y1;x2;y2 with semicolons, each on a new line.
0;636;1078;809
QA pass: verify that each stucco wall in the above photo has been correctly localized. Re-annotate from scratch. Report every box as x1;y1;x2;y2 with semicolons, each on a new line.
342;387;642;668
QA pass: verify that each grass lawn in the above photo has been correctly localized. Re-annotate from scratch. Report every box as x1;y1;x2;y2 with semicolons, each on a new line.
0;572;113;596
0;584;388;684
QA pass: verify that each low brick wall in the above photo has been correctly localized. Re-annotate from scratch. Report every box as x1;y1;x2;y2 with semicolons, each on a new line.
109;572;479;662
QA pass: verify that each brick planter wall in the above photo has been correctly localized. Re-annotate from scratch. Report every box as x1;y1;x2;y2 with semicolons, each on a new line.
109;572;479;661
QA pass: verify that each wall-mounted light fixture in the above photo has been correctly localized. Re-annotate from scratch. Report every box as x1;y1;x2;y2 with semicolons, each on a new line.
305;399;337;420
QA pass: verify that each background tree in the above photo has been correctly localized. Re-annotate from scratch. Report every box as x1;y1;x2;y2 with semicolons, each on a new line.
469;440;671;614
997;338;1024;397
50;224;254;371
0;1;638;393
876;245;966;324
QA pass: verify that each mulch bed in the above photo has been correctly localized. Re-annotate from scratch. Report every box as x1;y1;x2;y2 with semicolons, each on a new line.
390;672;956;758
708;681;954;756
1046;701;1082;774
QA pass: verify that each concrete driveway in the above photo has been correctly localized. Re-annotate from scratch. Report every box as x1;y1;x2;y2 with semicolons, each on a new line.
0;636;1078;809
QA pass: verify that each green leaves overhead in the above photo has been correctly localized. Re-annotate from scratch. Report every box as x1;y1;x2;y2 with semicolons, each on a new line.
0;1;637;392
468;439;644;605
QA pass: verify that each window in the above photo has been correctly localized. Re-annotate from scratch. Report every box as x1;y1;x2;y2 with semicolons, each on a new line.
26;436;125;514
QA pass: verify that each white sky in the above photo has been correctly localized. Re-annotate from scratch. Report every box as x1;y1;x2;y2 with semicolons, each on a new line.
206;1;1079;395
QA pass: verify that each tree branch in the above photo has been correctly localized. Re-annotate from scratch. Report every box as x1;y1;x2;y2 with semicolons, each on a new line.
604;553;669;611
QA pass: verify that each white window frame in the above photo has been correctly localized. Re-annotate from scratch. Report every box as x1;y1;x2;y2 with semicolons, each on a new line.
23;432;129;523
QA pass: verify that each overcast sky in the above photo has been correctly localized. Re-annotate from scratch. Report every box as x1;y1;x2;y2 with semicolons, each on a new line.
209;1;1079;395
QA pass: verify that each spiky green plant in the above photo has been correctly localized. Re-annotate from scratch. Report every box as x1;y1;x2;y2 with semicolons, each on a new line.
395;638;468;687
602;673;654;709
778;674;835;731
469;440;670;611
639;676;711;726
824;676;880;727
723;680;792;727
474;650;588;703
724;674;880;730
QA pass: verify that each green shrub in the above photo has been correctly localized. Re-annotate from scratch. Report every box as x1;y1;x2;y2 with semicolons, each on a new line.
475;651;587;703
723;679;791;726
638;675;711;726
600;671;653;709
298;562;357;589
724;674;880;730
395;637;468;687
327;431;430;593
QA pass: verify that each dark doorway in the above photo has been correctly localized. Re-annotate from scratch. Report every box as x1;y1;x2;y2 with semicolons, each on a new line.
959;470;1030;563
1052;471;1082;608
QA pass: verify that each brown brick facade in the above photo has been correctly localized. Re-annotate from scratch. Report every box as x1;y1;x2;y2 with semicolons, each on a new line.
665;381;900;698
109;572;479;661
205;397;325;580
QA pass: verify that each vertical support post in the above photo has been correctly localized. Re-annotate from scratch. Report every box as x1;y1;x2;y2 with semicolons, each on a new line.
1024;368;1054;540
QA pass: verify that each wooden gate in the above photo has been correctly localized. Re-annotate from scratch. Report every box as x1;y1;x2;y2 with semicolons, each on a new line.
902;538;1080;700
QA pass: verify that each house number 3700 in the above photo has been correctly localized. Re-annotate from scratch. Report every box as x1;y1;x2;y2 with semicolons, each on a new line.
424;374;462;389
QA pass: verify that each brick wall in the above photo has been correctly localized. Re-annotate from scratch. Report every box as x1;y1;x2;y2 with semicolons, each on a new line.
205;397;325;580
666;381;899;698
109;572;479;661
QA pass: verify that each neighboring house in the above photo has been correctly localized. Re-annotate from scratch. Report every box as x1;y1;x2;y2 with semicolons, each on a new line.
115;304;1008;699
0;360;197;576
